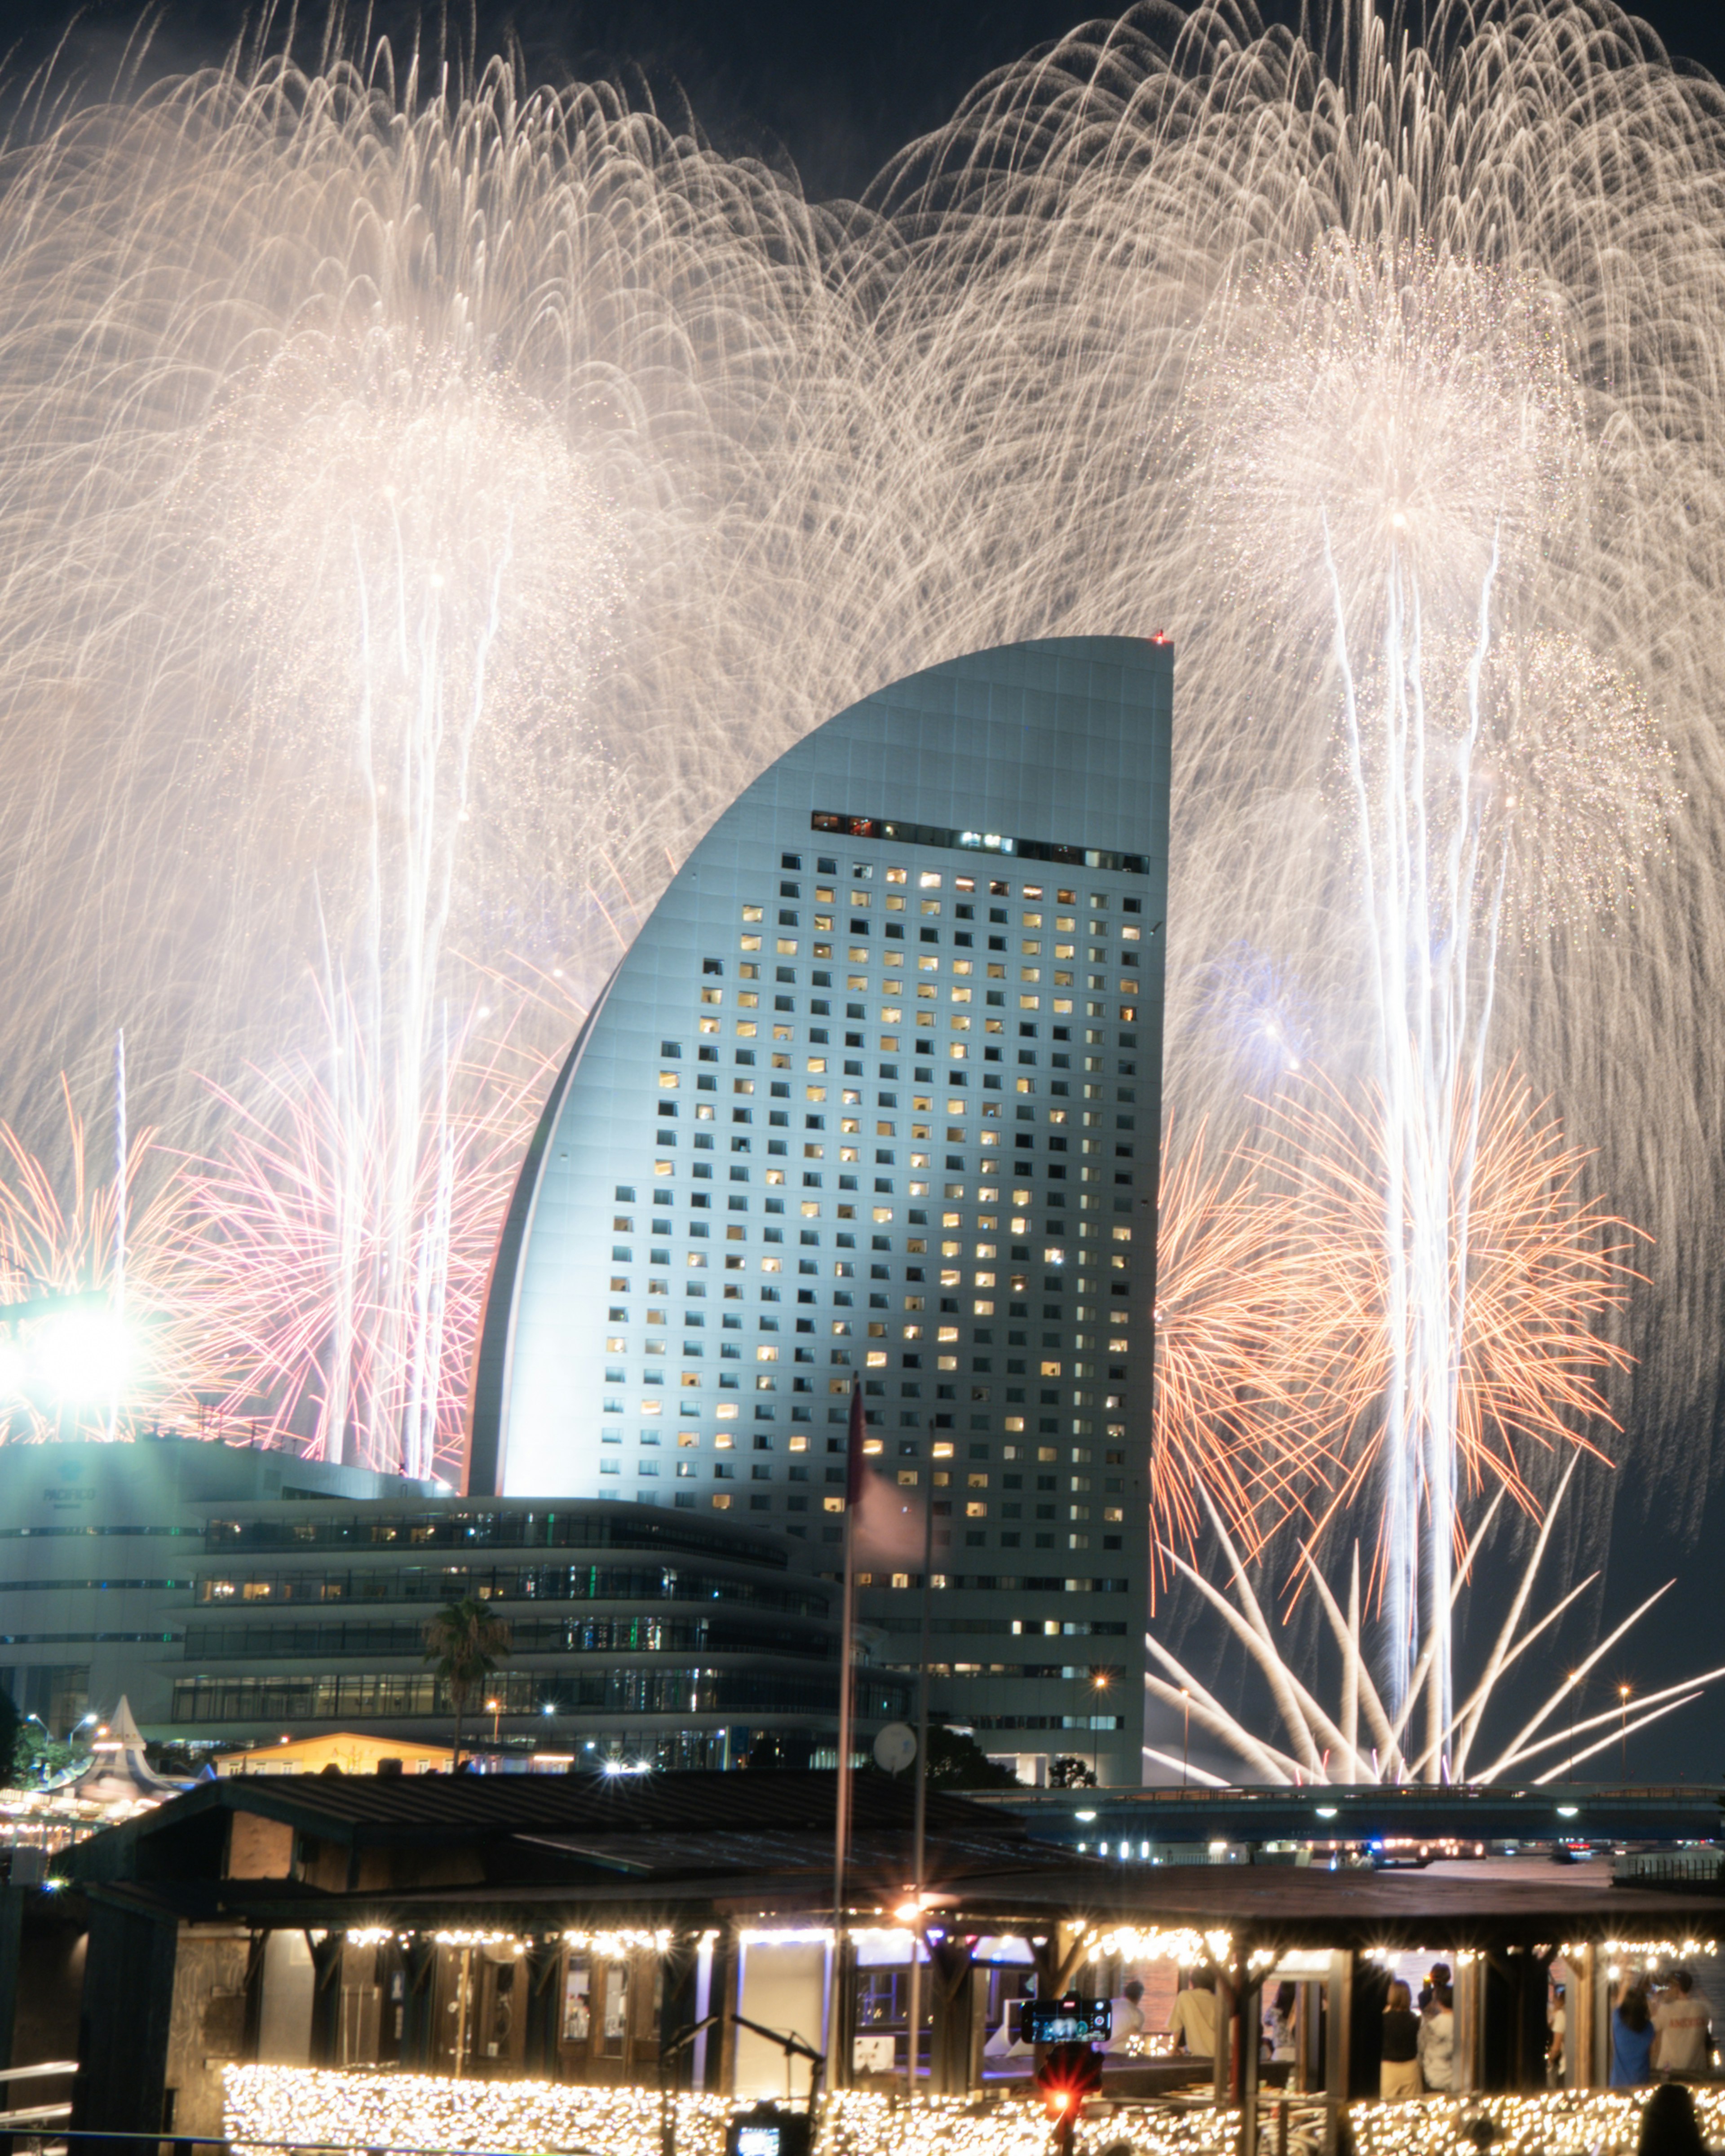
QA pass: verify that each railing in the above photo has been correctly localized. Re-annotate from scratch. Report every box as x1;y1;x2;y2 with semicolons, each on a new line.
0;2062;77;2132
1613;1849;1725;1886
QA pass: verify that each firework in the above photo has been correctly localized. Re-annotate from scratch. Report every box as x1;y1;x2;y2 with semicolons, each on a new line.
175;994;561;1480
1261;1067;1645;1586
0;1076;224;1439
1150;1123;1339;1566
0;2;1716;1714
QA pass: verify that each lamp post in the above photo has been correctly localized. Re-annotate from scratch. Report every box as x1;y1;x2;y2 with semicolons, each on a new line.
1619;1684;1631;1779
1090;1670;1110;1785
487;1697;502;1753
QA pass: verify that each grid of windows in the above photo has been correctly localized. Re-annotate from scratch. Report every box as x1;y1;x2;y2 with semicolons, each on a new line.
615;856;1149;1568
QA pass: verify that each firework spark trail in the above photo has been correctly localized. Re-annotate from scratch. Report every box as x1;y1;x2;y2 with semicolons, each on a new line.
0;7;1717;1609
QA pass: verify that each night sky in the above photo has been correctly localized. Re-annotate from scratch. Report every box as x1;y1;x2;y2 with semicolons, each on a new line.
4;0;1720;204
4;0;1722;1779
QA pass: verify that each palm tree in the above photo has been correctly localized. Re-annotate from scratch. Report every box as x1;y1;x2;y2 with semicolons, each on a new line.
421;1597;512;1769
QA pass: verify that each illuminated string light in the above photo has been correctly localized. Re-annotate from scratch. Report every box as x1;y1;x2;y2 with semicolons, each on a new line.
225;2065;1721;2156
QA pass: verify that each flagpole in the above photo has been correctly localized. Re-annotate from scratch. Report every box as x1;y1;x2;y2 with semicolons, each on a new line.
904;1464;934;2093
827;1379;866;2091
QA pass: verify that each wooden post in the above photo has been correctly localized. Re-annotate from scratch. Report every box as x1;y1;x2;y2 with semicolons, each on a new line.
1235;1973;1261;2156
71;1900;180;2156
1323;1951;1353;2156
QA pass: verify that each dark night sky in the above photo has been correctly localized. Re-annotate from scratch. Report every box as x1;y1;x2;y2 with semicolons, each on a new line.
2;0;1721;202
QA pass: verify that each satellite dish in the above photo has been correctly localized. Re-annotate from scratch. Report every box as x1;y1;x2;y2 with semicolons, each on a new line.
873;1722;917;1775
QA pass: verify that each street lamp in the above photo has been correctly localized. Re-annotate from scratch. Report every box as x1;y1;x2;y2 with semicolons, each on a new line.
486;1697;502;1751
1090;1670;1110;1785
1619;1684;1632;1779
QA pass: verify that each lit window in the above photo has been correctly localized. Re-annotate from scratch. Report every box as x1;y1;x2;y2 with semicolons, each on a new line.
965;1501;988;1519
658;1072;679;1090
740;936;762;952
807;1057;827;1074
824;1497;845;1512
712;1494;732;1510
973;1300;995;1316
806;1086;827;1102
757;1346;779;1362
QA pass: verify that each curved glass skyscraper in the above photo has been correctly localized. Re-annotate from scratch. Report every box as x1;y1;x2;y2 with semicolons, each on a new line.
471;637;1171;1783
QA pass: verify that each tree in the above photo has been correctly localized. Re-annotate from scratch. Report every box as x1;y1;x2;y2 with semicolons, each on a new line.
1048;1755;1098;1789
924;1725;1020;1789
421;1597;511;1767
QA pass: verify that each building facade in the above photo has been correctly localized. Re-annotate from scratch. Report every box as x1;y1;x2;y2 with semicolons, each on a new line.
470;636;1172;1783
0;1436;419;1739
0;1445;895;1765
177;1493;898;1763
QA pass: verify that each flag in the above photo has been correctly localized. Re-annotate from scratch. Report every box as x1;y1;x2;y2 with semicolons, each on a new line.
846;1378;867;1506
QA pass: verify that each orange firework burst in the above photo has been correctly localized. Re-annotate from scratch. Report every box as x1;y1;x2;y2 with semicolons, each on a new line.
1261;1068;1645;1561
1151;1122;1344;1566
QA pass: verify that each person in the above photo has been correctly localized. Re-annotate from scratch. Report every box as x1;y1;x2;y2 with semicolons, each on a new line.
1418;1983;1456;2092
1167;1968;1218;2060
1637;2081;1708;2156
1419;1962;1453;2015
1380;1980;1422;2100
1613;1976;1657;2087
1107;1979;1146;2051
1548;1982;1567;2087
1652;1970;1712;2078
1265;1982;1297;2064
